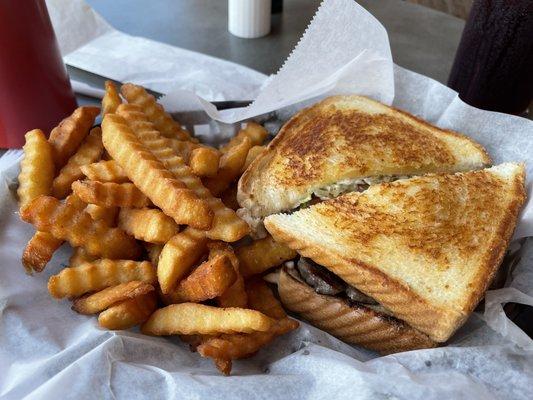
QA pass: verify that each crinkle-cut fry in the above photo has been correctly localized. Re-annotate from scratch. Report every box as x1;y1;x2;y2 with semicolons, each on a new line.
72;180;151;208
242;145;266;173
145;243;163;267
203;136;252;196
197;318;299;362
221;122;268;153
166;254;236;303
69;247;98;268
237;236;297;278
219;185;240;211
98;291;157;330
22;231;63;274
245;279;287;320
189;147;220;177
102;81;122;115
116;104;248;242
49;106;100;169
120;83;192;141
80;160;130;183
85;204;118;226
52;127;104;199
118;208;179;244
214;359;232;376
141;303;273;335
48;259;156;299
20;196;141;259
158;227;208;293
167;138;198;163
72;280;154;314
65;192;87;209
17;129;55;207
102;114;213;229
209;242;248;308
21;194;85;273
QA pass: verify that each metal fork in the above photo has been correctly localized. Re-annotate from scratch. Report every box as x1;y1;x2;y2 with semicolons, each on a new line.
67;64;281;141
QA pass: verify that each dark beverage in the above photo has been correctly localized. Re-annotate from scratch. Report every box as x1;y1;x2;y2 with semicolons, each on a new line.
448;0;533;114
0;0;77;148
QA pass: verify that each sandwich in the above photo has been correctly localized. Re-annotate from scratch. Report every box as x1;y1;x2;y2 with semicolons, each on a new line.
264;163;526;350
238;95;491;237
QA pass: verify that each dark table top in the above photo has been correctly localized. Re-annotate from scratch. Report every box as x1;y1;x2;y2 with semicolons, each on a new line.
85;0;465;84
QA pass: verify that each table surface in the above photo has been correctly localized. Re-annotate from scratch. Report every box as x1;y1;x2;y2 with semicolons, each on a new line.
86;0;465;85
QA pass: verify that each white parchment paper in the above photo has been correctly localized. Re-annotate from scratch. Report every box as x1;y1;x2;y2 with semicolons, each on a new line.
45;0;267;100
1;0;532;399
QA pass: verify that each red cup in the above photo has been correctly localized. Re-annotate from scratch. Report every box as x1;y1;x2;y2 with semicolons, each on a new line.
0;0;77;149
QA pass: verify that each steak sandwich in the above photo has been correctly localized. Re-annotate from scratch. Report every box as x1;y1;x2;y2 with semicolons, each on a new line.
237;95;526;353
237;95;491;238
266;164;526;350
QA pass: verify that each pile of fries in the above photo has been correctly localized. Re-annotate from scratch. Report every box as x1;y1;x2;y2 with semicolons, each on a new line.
17;82;299;375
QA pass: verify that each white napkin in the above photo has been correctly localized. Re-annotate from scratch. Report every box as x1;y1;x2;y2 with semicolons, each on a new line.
45;0;267;100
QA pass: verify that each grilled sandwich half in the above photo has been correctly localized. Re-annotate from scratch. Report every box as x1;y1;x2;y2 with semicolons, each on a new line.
237;95;491;236
265;163;526;344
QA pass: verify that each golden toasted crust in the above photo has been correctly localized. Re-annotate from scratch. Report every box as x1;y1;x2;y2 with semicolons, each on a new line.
278;268;436;353
266;164;526;342
238;95;491;217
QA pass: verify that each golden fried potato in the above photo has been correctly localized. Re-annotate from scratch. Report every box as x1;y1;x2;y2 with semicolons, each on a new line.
72;281;154;314
21;195;88;273
20;196;141;259
17;129;54;207
102;81;122;115
52;127;104;199
116;104;248;242
167;137;198;163
102;114;213;229
48;106;100;169
85;204;118;226
242;145;265;172
237;236;297;277
197;318;299;363
69;247;98;268
189;147;220;177
221;122;268;153
118;208;179;243
98;291;157;330
48;259;156;299
22;231;63;274
245;279;286;320
197;272;298;375
80;160;130;183
72;180;151;208
209;242;248;308
203;136;252;196
166;254;236;303
213;359;232;376
158;227;208;293
141;303;273;335
121;83;192;141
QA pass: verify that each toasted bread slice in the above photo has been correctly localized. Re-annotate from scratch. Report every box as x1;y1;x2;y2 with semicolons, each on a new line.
238;95;491;218
279;268;437;354
266;163;526;342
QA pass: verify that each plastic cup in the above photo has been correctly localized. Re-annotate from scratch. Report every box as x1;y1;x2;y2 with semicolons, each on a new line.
0;0;77;148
